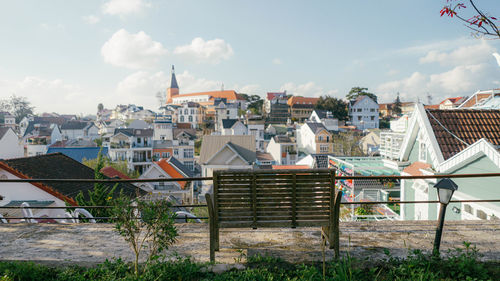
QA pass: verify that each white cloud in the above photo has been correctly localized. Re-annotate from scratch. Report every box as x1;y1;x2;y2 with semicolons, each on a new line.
174;37;234;64
376;64;496;103
101;29;167;69
280;82;338;98
234;84;262;96
419;41;495;66
102;0;151;16
272;58;282;65
377;40;500;103
82;15;100;24
0;76;96;114
116;70;222;107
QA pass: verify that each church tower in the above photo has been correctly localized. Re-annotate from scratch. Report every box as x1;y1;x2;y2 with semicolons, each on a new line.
166;65;179;104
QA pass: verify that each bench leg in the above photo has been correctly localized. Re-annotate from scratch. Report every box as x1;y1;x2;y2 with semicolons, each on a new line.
215;227;220;251
206;194;216;262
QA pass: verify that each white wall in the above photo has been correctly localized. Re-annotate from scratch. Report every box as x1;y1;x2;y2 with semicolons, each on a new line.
296;125;316;154
0;169;67;219
349;97;379;129
0;129;23;159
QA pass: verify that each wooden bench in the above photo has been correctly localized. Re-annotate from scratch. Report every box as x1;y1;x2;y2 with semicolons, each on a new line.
205;169;342;262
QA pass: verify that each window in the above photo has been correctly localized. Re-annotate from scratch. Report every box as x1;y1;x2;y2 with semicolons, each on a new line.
357;108;362;112
162;152;168;158
137;137;141;143
183;161;194;171
226;110;230;115
190;109;194;114
370;108;375;112
464;204;473;214
174;149;178;156
476;210;487;220
184;109;188;115
320;144;329;153
371;116;375;121
318;135;323;141
358;116;362;121
419;141;427;161
184;149;194;158
180;116;184;122
188;115;193;122
154;152;160;158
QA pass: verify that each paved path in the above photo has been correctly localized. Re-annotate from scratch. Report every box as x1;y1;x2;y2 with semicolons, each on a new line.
0;221;498;265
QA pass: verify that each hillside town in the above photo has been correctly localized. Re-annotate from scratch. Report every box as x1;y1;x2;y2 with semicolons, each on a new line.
1;65;499;223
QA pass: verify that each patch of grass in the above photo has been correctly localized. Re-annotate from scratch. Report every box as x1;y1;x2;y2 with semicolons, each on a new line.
0;243;498;281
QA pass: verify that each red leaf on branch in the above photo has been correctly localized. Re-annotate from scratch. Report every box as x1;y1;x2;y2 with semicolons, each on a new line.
478;21;483;28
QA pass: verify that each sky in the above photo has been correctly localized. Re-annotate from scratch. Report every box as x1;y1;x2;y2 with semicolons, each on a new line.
0;0;499;115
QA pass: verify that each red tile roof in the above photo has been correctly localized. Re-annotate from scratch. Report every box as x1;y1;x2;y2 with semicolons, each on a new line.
155;158;187;189
439;97;466;105
267;92;286;100
287;96;319;106
100;166;131;179
426;109;500;159
402;161;432;176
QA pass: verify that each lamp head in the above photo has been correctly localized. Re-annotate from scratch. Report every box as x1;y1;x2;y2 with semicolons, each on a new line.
434;178;458;204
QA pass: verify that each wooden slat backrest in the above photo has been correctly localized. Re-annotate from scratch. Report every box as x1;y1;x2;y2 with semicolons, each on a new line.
215;169;333;228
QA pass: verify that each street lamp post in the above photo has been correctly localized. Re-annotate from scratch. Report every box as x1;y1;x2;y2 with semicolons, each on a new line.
433;178;458;256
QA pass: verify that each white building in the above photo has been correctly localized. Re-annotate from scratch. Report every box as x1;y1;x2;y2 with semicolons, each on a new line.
266;135;297;165
309;110;339;131
0;128;23;159
215;100;238;131
220;119;247;136
153;117;174;141
138;158;194;204
380;115;409;160
108;128;154;174
348;96;379;129
199;135;256;199
296;122;334;154
177;102;203;129
247;121;265;152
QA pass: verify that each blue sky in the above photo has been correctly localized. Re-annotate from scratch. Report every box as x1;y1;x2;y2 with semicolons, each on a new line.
0;0;499;114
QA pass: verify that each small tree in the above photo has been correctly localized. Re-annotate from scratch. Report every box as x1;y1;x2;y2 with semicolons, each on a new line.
0;95;35;123
75;151;118;220
346;87;378;103
393;93;402;116
315;96;348;121
113;197;177;276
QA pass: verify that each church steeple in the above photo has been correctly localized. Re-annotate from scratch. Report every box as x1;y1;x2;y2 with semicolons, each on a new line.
170;65;179;89
166;65;180;104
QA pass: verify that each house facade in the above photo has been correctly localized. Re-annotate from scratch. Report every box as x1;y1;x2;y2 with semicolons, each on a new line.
309;109;339;131
199;135;256;199
349;96;379;129
0;128;23;159
266;135;297;165
108;128;154;174
265;92;290;124
177;102;203;129
397;104;500;221
138;157;194;204
287;96;319;122
296;122;334;154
